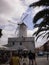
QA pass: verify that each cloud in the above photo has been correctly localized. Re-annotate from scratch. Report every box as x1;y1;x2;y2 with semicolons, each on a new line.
0;0;40;26
0;0;13;16
0;15;9;25
0;0;28;26
24;0;39;6
0;0;39;27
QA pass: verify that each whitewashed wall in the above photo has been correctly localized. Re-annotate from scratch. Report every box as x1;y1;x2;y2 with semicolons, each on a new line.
8;37;35;52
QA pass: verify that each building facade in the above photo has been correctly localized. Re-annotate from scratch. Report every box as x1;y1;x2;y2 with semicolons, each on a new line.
5;22;35;52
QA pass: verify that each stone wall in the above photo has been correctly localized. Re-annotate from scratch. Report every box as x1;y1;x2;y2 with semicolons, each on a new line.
8;37;35;52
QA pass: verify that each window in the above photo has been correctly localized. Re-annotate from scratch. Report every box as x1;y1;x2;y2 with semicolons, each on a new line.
13;42;15;45
20;42;22;45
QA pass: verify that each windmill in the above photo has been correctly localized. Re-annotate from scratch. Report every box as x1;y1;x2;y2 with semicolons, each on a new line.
8;12;28;36
8;6;33;36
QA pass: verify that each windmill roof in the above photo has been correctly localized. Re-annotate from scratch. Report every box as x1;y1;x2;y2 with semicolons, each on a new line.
18;22;27;27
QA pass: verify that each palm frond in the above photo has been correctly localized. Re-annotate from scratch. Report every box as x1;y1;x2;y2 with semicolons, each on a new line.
0;29;2;38
33;27;49;36
36;32;46;41
47;33;49;38
33;30;38;36
33;9;49;24
42;32;49;38
29;0;49;41
34;24;39;27
29;0;49;7
33;28;43;36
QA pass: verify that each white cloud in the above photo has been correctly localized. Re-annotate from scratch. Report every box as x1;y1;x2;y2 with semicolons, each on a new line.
0;0;27;25
0;0;39;26
0;0;14;16
0;15;9;25
24;0;39;6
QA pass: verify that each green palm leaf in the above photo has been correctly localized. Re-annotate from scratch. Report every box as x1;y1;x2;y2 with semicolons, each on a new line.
29;0;49;40
42;32;49;39
29;0;49;7
33;9;49;24
36;32;46;41
0;29;2;38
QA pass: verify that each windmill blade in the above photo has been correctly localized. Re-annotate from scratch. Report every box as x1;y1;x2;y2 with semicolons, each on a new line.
21;7;32;22
8;20;18;24
22;14;28;21
15;26;19;34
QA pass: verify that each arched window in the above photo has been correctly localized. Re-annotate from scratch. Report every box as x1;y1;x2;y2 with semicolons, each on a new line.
20;42;22;45
13;42;15;45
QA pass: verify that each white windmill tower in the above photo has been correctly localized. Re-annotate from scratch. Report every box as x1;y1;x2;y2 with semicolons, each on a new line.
18;22;27;37
17;13;28;37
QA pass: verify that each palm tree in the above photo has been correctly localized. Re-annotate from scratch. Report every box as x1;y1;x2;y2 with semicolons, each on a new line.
29;0;49;40
29;0;49;7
